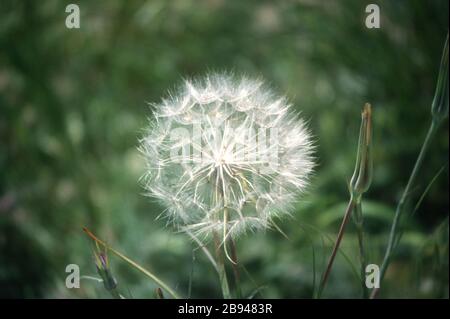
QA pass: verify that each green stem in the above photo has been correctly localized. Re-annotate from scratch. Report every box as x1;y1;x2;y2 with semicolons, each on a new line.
108;287;122;299
317;198;356;298
353;198;368;298
213;231;231;299
371;121;438;298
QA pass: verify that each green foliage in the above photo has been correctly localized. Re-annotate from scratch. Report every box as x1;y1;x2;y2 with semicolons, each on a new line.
0;0;448;298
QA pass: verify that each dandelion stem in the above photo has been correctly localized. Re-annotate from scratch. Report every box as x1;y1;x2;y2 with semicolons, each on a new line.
370;120;438;298
317;198;356;298
213;231;232;299
83;227;181;299
229;237;242;298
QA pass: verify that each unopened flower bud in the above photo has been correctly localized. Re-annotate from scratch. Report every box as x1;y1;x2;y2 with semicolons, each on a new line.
350;103;373;198
93;246;117;291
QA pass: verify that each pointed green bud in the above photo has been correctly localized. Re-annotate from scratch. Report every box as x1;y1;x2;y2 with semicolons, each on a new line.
431;33;449;123
350;103;373;199
93;245;117;291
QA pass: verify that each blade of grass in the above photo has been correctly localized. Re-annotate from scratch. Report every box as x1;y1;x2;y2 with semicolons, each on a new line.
186;230;218;273
393;164;447;251
298;222;361;285
412;164;447;216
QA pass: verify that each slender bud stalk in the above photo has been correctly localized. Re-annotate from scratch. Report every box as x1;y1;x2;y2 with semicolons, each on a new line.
318;104;373;298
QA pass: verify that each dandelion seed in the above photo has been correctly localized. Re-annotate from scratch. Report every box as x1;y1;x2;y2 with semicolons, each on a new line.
139;73;314;240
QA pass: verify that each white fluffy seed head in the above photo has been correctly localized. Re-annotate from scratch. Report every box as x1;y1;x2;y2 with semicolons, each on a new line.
140;73;314;240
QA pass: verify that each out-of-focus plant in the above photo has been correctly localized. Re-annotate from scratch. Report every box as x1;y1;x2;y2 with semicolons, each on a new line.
371;33;449;298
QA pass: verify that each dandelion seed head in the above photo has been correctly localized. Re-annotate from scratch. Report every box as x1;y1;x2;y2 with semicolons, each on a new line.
140;73;314;240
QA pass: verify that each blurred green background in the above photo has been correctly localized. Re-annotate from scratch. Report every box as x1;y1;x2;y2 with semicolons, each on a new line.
0;0;448;299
